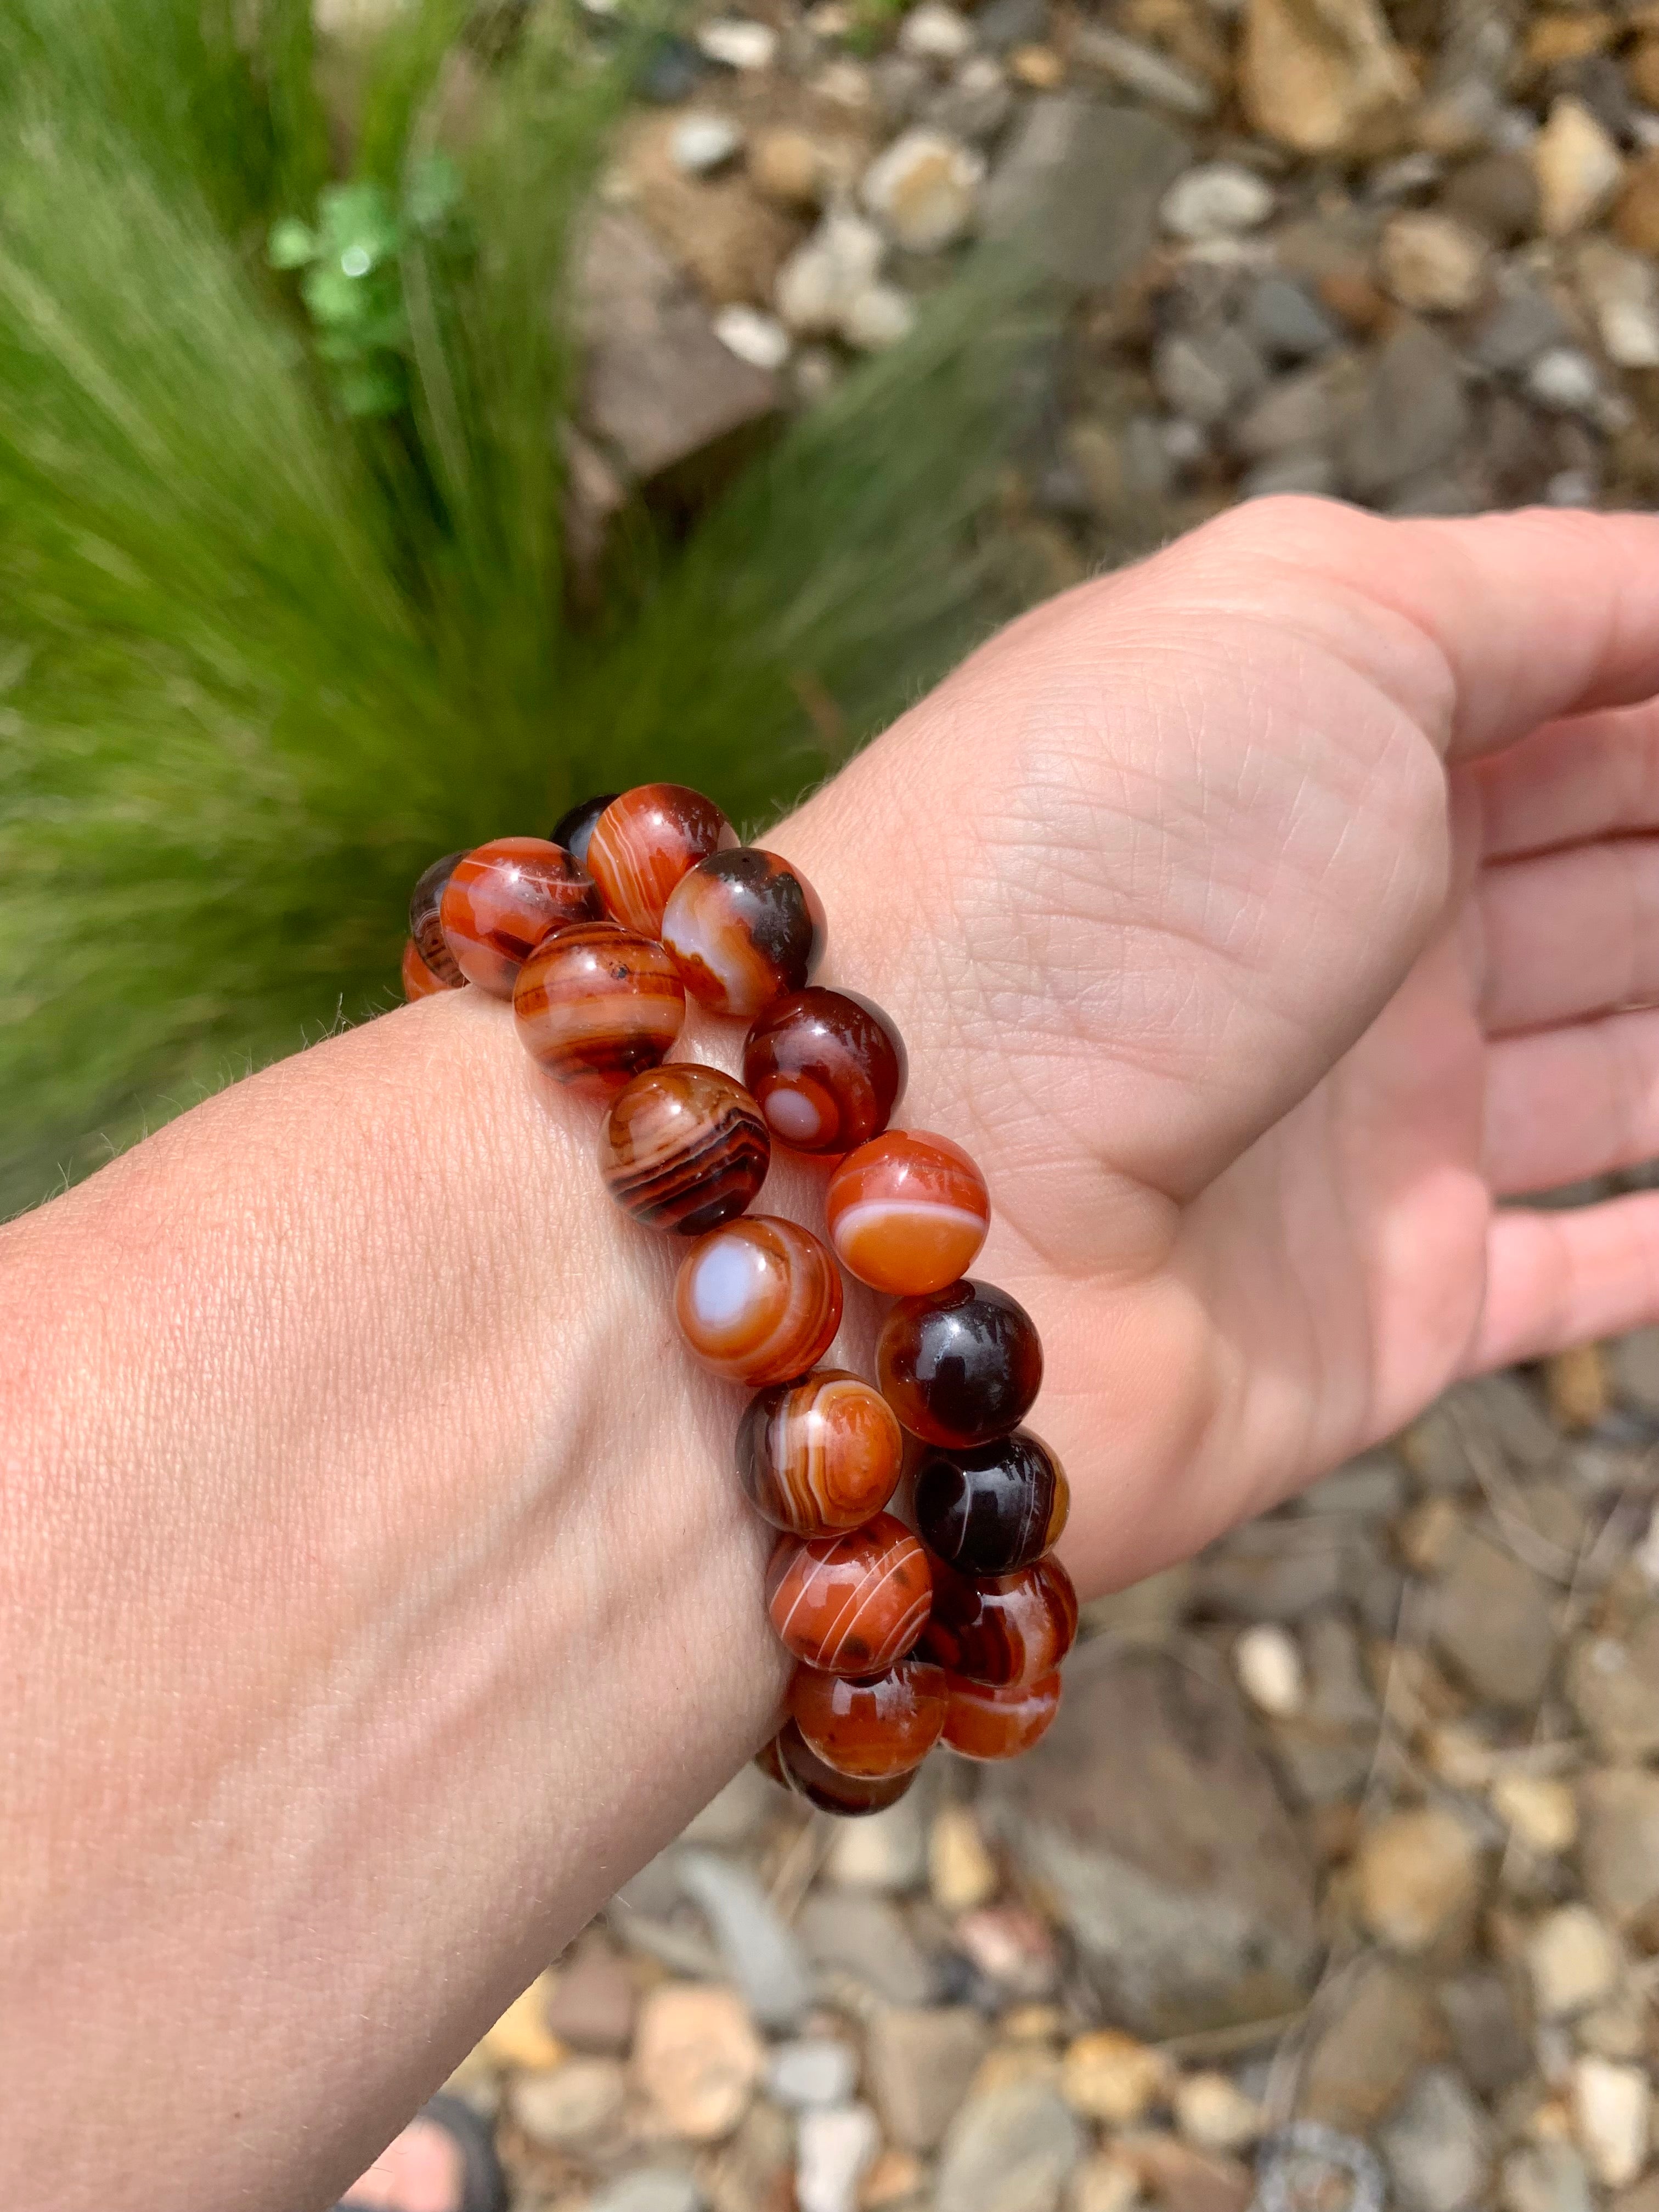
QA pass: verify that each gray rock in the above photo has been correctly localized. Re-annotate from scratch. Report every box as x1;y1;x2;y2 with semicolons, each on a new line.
1612;1328;1659;1415
925;55;1014;143
1193;1514;1348;1617
1153;328;1267;427
588;2173;706;2212
1232;360;1351;461
675;1850;814;2032
1246;275;1342;360
1579;1767;1659;1932
1070;23;1217;115
986;1644;1321;2038
1526;347;1603;419
1267;1611;1380;1805
1301;1955;1440;2130
1567;1617;1659;1760
1401;1374;1560;1488
1386;470;1479;517
1442;151;1541;245
768;2038;860;2112
1467;283;1571;374
974;0;1048;49
670;111;744;174
1501;2143;1594;2212
1438;1969;1533;2097
867;2006;992;2151
682;1764;775;1847
1431;1526;1556;1711
984;96;1189;290
796;1892;938;2006
1379;2068;1493;2212
1241;450;1339;499
1341;321;1470;501
933;2081;1086;2212
1297;1452;1408;1519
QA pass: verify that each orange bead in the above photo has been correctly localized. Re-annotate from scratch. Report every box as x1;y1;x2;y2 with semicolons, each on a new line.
401;936;455;1001
736;1369;904;1535
586;784;736;938
673;1215;843;1386
921;1554;1077;1687
788;1657;948;1778
662;848;827;1020
941;1671;1062;1760
513;923;686;1098
826;1131;990;1295
439;837;600;997
766;1513;932;1674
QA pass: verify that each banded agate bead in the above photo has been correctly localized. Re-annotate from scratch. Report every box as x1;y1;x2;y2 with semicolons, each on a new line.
736;1368;903;1535
788;1657;948;1778
588;784;736;937
913;1430;1069;1576
770;1721;920;1815
440;837;600;997
402;937;455;1001
549;792;618;872
513;923;685;1098
826;1131;989;1295
877;1280;1043;1448
662;849;826;1020
674;1215;843;1385
766;1512;932;1675
942;1671;1063;1760
921;1554;1077;1687
600;1065;769;1235
742;989;906;1155
408;850;466;988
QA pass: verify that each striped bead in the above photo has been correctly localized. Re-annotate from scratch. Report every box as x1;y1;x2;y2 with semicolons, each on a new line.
769;1720;921;1816
921;1554;1077;1688
662;849;827;1020
587;784;736;938
408;851;465;988
736;1369;904;1535
877;1279;1042;1448
402;936;456;1001
787;1657;948;1779
913;1430;1070;1576
600;1064;769;1235
440;837;600;998
941;1671;1063;1761
826;1131;989;1295
766;1512;932;1675
548;792;619;872
742;988;906;1155
513;923;686;1098
674;1216;843;1386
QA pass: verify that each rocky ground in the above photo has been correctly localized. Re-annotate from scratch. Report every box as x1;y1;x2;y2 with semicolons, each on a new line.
441;1325;1659;2212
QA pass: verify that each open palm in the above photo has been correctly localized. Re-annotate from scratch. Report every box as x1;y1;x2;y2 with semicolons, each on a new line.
781;498;1659;1593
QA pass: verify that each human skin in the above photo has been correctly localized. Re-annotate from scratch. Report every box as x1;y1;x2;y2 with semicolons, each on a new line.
7;498;1659;2210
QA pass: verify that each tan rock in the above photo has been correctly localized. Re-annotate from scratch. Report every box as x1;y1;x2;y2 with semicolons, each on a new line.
633;1983;765;2141
621;115;803;304
1615;150;1659;255
1572;2056;1650;2188
1628;35;1659;111
1116;2132;1255;2212
1010;43;1066;88
1491;1771;1579;1857
1174;2073;1265;2153
481;1973;565;2070
866;2007;990;2153
929;1803;999;1914
860;127;984;252
1301;1954;1440;2128
1062;2029;1173;2126
1525;14;1614;71
1398;1496;1464;1576
1532;98;1624;240
860;2146;928;2208
1579;1768;1659;1930
1239;0;1415;157
1233;1623;1306;1717
1379;211;1488;313
748;127;830;209
509;2056;626;2148
1356;1806;1483;1954
1567;1615;1659;1762
1544;1344;1610;1431
1526;1905;1621;2021
1071;2153;1144;2212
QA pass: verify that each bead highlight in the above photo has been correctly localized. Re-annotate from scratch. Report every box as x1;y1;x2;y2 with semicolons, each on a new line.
766;1513;932;1674
826;1130;990;1294
440;837;601;998
587;784;736;938
941;1670;1063;1760
877;1278;1043;1447
601;1064;770;1235
662;848;827;1019
736;1368;904;1535
674;1215;843;1385
913;1430;1069;1575
788;1657;949;1778
513;923;686;1097
743;988;906;1154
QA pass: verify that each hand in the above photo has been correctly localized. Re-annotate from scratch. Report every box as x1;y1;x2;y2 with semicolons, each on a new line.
778;497;1659;1594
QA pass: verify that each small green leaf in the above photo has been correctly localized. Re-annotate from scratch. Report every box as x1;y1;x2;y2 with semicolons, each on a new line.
267;218;317;269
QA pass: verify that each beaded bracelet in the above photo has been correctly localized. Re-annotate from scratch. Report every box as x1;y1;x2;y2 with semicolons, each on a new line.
402;785;1077;1816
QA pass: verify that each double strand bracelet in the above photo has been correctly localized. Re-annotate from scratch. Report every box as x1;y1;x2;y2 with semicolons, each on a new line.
402;785;1077;1816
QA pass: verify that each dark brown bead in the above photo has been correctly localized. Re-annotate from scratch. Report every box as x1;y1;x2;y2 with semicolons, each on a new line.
876;1280;1043;1448
766;1513;932;1675
402;936;456;1001
742;988;906;1154
408;851;466;988
913;1430;1069;1575
942;1671;1063;1760
600;1065;770;1235
549;793;619;871
663;848;827;1020
788;1657;948;1778
737;1369;904;1535
921;1554;1077;1686
772;1720;921;1816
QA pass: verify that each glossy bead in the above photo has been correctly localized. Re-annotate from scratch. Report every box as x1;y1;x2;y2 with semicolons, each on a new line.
587;784;736;937
674;1215;843;1385
513;923;686;1098
913;1430;1070;1575
772;1720;921;1816
788;1657;948;1778
742;988;907;1154
921;1554;1077;1687
600;1064;769;1234
548;792;619;872
826;1131;990;1295
408;850;466;987
877;1279;1042;1447
766;1513;932;1674
402;936;455;1001
662;849;827;1020
440;837;601;997
736;1369;904;1535
941;1671;1063;1760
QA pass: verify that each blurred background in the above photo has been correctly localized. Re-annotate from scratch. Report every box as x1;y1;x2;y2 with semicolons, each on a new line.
7;4;1659;2210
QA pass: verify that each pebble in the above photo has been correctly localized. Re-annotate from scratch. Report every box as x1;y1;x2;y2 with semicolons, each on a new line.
671;112;745;175
1378;211;1488;313
1233;1622;1306;1716
1542;1344;1611;1431
1301;1955;1439;2129
1116;2132;1255;2212
544;1937;635;2055
1533;96;1624;236
952;1904;1057;1997
798;2102;881;2212
1161;163;1276;240
748;126;826;208
1239;0;1413;154
697;17;778;70
1615;151;1659;255
1175;2073;1265;2153
676;1849;814;2032
1378;2066;1493;2212
866;2006;990;2151
1153;328;1267;427
1071;2154;1146;2212
860;127;984;252
926;56;1013;143
1063;2029;1172;2126
797;1892;936;2004
1355;1806;1482;1954
1526;1904;1621;2020
482;1973;565;2070
897;0;975;60
768;2037;860;2111
929;1804;999;1914
1579;1767;1659;1929
511;2055;628;2148
1567;1617;1659;1760
1071;24;1216;115
934;2080;1086;2212
714;303;792;371
1431;1527;1555;1710
1503;2145;1594;2212
775;209;887;337
633;1984;765;2140
1439;1969;1533;2098
1246;275;1341;359
588;2175;706;2212
1571;2057;1650;2188
1491;1771;1578;1857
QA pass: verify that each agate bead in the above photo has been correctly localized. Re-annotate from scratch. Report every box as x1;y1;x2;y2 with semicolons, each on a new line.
440;836;601;997
913;1430;1070;1576
408;850;466;988
742;988;907;1155
662;848;827;1020
788;1657;948;1779
600;1064;769;1234
826;1131;989;1295
877;1279;1043;1447
548;792;619;872
771;1720;920;1816
674;1215;843;1385
402;936;455;1001
766;1513;933;1675
587;783;736;937
736;1368;904;1535
941;1671;1063;1761
921;1554;1077;1688
513;923;686;1097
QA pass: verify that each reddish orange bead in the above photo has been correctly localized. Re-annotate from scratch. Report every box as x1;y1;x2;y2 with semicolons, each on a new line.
788;1657;948;1778
941;1671;1063;1760
742;989;906;1154
770;1720;921;1815
587;785;736;938
674;1216;843;1386
826;1131;989;1295
736;1369;904;1535
662;849;827;1019
512;923;686;1098
408;851;466;988
766;1512;932;1675
601;1065;770;1235
921;1554;1077;1686
402;936;455;1001
440;837;600;997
